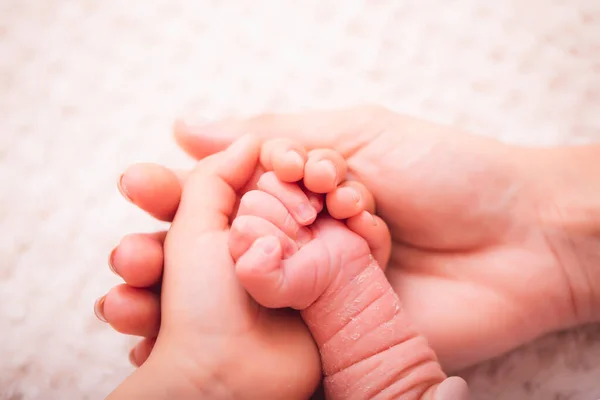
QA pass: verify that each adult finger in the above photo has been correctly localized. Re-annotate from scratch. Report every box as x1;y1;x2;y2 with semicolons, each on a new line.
118;164;188;222
162;134;262;329
303;149;347;194
173;105;393;160
346;212;391;270
97;285;160;337
129;338;156;368
109;232;165;287
173;134;261;233
260;139;307;182
326;181;376;219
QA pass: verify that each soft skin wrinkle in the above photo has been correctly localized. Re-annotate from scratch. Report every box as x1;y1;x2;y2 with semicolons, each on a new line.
302;257;448;399
234;212;468;399
104;109;600;398
112;108;599;376
232;199;468;398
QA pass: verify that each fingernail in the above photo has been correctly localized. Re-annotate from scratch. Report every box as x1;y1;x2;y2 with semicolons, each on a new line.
108;247;119;276
296;203;316;224
117;174;132;203
340;186;361;203
94;296;107;323
318;160;338;185
296;227;312;246
258;236;278;254
308;195;322;212
361;210;378;226
369;212;378;226
129;349;139;367
286;151;304;168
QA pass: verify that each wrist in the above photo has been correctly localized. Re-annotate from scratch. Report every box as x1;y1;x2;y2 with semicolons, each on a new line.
107;346;230;400
531;145;600;235
523;145;600;325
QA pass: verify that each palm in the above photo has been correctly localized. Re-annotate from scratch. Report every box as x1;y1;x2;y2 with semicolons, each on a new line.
168;107;579;374
148;144;321;400
159;229;320;400
344;129;575;371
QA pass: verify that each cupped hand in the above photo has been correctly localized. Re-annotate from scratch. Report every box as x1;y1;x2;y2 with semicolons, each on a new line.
108;135;321;400
115;106;585;372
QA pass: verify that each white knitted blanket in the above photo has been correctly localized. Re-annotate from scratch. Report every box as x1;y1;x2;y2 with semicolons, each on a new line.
1;1;599;399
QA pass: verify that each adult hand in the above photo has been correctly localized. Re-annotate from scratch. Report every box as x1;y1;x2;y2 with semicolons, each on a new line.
107;136;321;399
114;106;599;372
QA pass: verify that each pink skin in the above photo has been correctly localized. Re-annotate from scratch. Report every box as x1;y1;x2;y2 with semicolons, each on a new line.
229;174;469;400
98;145;380;368
105;108;600;375
101;137;468;398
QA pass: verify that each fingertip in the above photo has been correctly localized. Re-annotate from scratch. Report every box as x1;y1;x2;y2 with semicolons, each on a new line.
103;285;161;337
173;119;230;160
432;377;469;400
304;149;347;194
272;150;305;182
346;211;391;269
326;186;362;219
218;133;262;189
179;134;262;234
129;337;156;368
117;174;133;203
326;181;375;219
111;233;164;288
119;163;182;222
304;160;338;194
260;139;308;182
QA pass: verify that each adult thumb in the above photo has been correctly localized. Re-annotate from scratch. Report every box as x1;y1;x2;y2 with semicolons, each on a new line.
173;105;392;160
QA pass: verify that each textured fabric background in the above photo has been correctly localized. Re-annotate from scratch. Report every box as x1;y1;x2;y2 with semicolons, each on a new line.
1;1;599;399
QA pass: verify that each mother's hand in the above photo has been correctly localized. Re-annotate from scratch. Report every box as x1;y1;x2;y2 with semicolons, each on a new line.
108;135;321;400
116;106;591;372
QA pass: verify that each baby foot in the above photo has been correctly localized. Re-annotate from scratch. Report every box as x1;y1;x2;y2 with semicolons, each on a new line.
229;172;469;399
